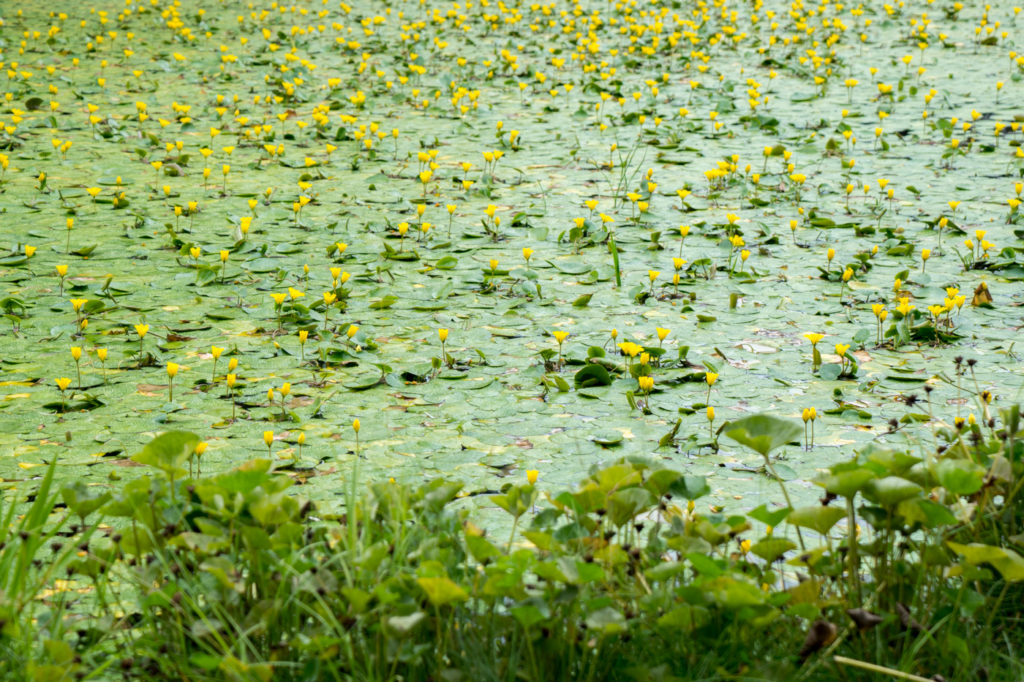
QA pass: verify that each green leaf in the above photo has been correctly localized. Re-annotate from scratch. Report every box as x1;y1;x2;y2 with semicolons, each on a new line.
936;458;985;496
948;542;1024;582
60;482;112;521
863;476;922;506
724;414;803;457
607;487;655;526
574;363;612;388
669;475;711;500
369;295;399;309
817;466;877;498
687;552;723;577
417;577;468;606
465;533;501;562
751;538;796;562
585;606;625;634
818;363;842;381
130;431;199;478
786;506;846;535
589;429;623;446
511;601;549;628
747;504;792;527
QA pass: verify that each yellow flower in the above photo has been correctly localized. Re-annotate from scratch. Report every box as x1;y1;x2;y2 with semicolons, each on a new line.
352;418;361;433
439;328;449;342
921;249;931;261
280;382;291;397
24;245;36;257
896;297;915;316
263;431;274;447
211;346;224;359
226;373;237;388
522;247;534;261
705;372;719;386
618;341;643;357
135;324;149;338
706;405;715;421
56;264;69;277
552;331;569;344
271;292;287;306
842;267;853;282
346;324;359;338
803;332;825;345
70;347;82;361
526;469;539;485
220;250;230;263
834;344;850;357
648;270;660;282
288;287;305;300
656;327;670;341
96;348;108;361
55;377;72;391
638;376;654;392
166;362;179;378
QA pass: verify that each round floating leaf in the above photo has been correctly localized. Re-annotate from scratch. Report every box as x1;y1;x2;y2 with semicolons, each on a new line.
574;363;612;388
589;429;623;446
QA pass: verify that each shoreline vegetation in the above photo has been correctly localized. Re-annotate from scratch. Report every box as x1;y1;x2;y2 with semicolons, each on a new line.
3;414;1024;680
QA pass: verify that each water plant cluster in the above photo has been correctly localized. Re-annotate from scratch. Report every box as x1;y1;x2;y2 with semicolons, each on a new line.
1;0;1024;677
